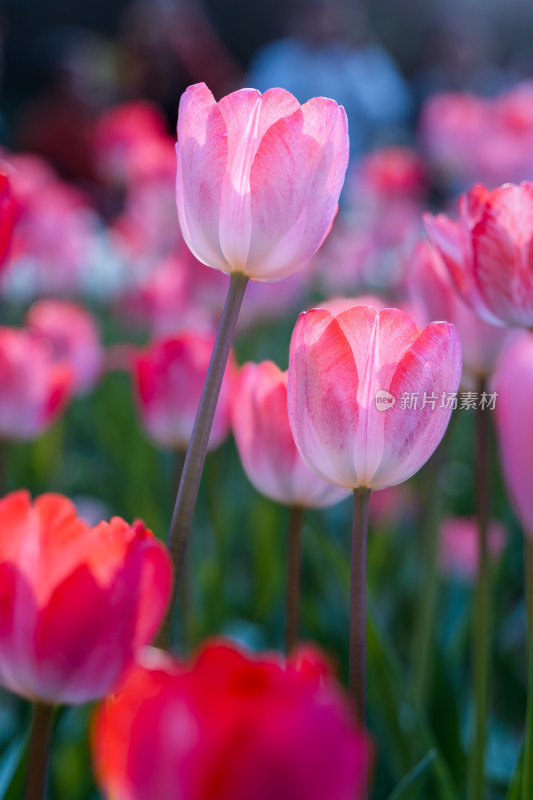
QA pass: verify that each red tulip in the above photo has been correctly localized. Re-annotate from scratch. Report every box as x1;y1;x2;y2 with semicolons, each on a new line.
232;361;348;508
409;240;509;379
175;83;348;281
287;305;461;490
0;170;18;269
0;491;172;704
424;182;533;327
0;327;72;440
26;300;104;395
493;333;533;534
133;332;233;450
93;640;369;800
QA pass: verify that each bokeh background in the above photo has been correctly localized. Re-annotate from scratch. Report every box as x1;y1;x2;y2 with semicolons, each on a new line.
1;1;533;798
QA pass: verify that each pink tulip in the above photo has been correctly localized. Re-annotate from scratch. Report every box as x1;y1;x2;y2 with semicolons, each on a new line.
410;240;509;378
0;491;172;704
133;332;233;451
93;641;369;800
287;305;461;490
493;333;533;534
232;361;348;508
424;182;533;327
175;83;349;282
26;300;104;395
0;327;72;440
439;517;507;580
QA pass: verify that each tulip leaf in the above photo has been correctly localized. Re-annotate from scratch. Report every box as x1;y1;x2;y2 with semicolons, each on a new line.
385;749;437;800
506;741;523;800
366;597;457;800
0;727;30;800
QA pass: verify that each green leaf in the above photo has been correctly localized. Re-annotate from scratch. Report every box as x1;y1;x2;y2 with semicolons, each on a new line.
506;741;523;800
386;749;437;800
0;727;30;800
366;597;458;800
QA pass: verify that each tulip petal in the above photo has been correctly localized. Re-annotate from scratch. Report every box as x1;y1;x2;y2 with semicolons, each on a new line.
175;83;230;272
288;309;359;489
247;99;348;280
218;88;301;271
336;308;420;486
471;183;533;326
375;322;462;488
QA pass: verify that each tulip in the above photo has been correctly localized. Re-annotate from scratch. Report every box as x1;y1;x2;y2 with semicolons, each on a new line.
0;327;72;441
133;332;233;452
424;182;533;328
287;304;461;766
26;300;104;395
288;306;461;491
493;334;533;536
232;361;347;509
409;240;509;380
176;82;348;282
0;490;172;705
161;83;349;650
93;641;369;800
232;360;348;652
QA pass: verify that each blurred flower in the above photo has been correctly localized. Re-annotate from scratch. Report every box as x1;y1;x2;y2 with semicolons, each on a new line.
424;182;533;328
3;154;97;297
0;327;72;440
493;333;533;535
419;83;533;190
409;240;509;379
0;491;171;704
0;170;19;270
287;305;461;490
232;361;348;508
175;83;349;282
132;332;234;451
94;101;169;186
25;299;104;395
93;640;369;800
351;146;427;202
439;516;507;580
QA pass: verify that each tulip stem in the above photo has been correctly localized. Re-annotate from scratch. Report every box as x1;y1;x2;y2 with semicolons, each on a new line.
468;377;491;800
286;505;304;654
350;487;371;797
24;703;54;800
158;272;248;649
410;451;442;706
522;536;533;799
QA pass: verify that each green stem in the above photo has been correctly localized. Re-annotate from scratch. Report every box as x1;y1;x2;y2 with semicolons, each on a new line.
522;536;533;799
0;439;7;496
350;487;371;798
24;703;53;800
468;376;491;800
410;451;443;706
285;505;304;654
158;272;248;649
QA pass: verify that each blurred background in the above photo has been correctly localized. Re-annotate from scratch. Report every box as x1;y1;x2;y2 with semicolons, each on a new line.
1;0;533;798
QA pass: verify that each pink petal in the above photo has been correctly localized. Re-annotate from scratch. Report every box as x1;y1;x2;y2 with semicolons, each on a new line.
288;309;359;489
376;322;462;488
336;308;420;486
217;88;301;270
471;183;533;326
175;83;230;272
247;99;348;280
